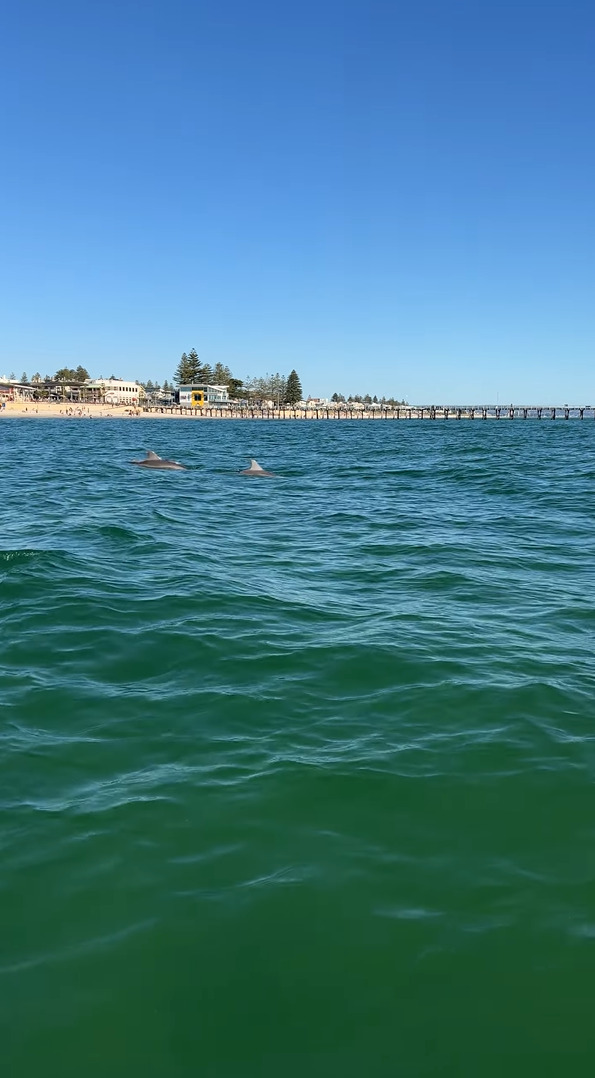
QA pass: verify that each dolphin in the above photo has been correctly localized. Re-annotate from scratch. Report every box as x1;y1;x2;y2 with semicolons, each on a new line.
131;450;187;471
239;458;276;477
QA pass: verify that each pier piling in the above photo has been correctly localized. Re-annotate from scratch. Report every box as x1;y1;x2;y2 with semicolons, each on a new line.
140;403;595;421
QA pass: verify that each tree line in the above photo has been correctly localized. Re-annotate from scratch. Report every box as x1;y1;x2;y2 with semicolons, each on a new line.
331;392;408;406
173;348;303;404
14;366;91;384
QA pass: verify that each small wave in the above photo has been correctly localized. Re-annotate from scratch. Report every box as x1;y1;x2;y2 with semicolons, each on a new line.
0;549;47;564
3;417;595;1072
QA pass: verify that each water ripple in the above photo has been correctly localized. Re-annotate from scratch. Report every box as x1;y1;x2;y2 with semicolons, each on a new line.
2;419;595;1072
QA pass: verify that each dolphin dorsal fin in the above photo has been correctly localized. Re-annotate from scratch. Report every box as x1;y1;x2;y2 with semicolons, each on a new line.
249;459;265;471
145;451;161;460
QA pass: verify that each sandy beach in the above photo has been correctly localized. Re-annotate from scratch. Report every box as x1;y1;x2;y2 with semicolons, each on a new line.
1;399;583;421
0;399;377;420
1;400;190;419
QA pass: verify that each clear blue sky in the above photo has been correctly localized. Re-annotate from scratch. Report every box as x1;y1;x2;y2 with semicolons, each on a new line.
1;0;594;402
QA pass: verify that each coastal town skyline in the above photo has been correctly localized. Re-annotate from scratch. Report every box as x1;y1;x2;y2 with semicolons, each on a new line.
1;365;408;407
2;365;591;410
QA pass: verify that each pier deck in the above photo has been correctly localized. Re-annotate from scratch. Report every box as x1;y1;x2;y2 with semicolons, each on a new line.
142;404;595;421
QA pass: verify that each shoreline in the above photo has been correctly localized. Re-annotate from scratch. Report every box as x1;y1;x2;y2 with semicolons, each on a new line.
1;401;592;421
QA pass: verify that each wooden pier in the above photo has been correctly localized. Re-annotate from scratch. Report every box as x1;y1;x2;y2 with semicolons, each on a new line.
142;404;595;421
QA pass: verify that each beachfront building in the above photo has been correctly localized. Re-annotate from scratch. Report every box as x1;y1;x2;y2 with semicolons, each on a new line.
0;379;16;402
86;378;145;405
0;377;88;402
0;378;35;402
178;383;229;408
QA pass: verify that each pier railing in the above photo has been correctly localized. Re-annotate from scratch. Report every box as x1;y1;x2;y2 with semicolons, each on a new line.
142;404;595;420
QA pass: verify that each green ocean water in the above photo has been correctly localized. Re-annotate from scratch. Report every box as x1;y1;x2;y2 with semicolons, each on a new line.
2;417;595;1077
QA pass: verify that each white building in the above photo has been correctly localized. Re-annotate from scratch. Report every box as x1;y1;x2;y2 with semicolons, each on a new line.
178;383;229;407
87;378;144;404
